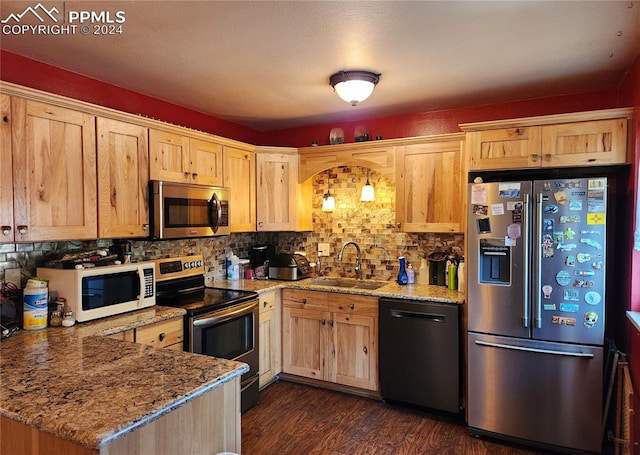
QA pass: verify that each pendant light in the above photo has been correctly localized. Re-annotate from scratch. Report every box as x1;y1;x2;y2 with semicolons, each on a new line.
360;170;375;202
329;71;381;106
322;175;335;212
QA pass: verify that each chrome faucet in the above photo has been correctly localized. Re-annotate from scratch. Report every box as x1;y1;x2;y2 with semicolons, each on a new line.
337;241;362;281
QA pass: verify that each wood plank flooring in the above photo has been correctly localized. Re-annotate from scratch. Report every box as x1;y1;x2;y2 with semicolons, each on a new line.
241;381;554;455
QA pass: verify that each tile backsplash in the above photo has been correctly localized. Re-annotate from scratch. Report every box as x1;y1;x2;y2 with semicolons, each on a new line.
0;165;463;285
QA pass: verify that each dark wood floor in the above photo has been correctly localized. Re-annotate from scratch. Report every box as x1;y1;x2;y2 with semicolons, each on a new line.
241;381;554;455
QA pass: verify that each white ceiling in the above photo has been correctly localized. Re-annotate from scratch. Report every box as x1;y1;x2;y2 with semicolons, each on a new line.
2;1;639;132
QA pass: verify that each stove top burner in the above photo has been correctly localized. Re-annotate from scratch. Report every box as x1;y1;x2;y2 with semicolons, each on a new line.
156;283;258;316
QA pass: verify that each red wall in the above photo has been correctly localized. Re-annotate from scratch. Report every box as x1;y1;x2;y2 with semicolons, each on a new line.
262;91;618;147
0;51;262;145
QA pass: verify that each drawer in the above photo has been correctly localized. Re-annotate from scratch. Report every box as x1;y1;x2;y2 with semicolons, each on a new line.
136;318;184;349
329;294;378;317
259;290;277;313
282;289;328;311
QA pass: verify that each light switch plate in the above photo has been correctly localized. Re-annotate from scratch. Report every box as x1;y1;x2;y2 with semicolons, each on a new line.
5;268;21;289
318;243;330;257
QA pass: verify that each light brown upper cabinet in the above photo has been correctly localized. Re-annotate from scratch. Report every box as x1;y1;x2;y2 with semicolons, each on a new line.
0;94;14;242
8;97;97;242
396;135;465;233
223;146;256;232
461;108;632;171
149;129;223;186
255;148;312;232
97;118;150;238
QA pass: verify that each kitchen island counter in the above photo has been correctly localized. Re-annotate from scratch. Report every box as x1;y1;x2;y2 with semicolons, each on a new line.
0;306;247;453
212;278;464;304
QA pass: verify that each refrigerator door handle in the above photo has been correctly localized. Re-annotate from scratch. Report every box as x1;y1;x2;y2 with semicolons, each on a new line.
522;193;530;328
474;340;595;358
535;191;543;329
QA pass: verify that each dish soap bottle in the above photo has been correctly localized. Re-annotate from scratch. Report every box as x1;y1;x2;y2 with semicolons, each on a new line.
397;257;408;285
407;263;415;284
418;257;429;285
457;257;465;293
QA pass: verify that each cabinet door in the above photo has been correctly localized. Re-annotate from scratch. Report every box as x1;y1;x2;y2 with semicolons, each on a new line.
396;140;464;233
330;312;378;391
282;306;329;381
11;98;97;241
259;290;281;388
467;127;541;170
0;94;13;242
190;138;223;186
256;153;297;231
97;118;149;238
541;118;628;167
149;129;190;182
224;146;256;232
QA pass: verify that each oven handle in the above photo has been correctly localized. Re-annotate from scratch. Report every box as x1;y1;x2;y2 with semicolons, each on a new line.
193;299;257;327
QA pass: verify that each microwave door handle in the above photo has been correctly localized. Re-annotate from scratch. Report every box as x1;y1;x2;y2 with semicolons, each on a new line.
209;193;221;234
137;267;145;307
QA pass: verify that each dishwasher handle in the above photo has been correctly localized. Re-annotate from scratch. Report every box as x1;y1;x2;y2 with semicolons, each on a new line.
389;309;446;323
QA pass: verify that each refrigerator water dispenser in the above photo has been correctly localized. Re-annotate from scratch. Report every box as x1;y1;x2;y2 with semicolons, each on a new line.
478;238;511;285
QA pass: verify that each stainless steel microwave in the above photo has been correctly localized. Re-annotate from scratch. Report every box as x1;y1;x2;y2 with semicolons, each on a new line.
37;262;156;322
151;181;230;239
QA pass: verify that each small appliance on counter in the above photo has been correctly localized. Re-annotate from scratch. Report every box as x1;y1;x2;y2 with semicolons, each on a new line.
268;253;311;281
250;245;275;279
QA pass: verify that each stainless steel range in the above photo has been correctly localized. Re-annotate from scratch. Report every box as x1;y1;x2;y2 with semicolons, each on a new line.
153;255;259;413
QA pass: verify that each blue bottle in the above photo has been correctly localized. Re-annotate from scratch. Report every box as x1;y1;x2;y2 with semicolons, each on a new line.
397;256;408;285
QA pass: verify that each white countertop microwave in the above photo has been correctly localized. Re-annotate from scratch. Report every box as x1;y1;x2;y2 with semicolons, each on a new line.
37;262;156;322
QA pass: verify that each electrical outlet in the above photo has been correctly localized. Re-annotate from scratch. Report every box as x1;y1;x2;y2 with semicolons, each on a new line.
5;268;21;289
318;243;330;257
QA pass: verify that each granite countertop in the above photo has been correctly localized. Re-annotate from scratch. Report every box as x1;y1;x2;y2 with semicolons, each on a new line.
213;277;465;304
0;306;248;450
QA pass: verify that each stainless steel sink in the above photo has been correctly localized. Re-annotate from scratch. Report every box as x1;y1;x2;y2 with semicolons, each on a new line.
306;278;387;290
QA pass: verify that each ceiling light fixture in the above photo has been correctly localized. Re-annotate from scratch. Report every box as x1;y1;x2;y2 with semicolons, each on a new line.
329;70;381;106
322;177;335;212
360;170;375;202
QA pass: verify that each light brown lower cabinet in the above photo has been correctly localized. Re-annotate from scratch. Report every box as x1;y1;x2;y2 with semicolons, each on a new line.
259;289;281;389
282;289;378;392
0;376;241;455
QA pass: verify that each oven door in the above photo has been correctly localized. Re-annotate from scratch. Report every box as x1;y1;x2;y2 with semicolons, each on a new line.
190;299;259;383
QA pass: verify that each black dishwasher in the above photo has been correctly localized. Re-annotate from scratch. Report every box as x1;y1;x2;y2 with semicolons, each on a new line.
379;298;460;414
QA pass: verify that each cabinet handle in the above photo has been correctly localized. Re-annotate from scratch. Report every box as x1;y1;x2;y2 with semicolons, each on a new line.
2;116;8;123
158;333;166;342
191;173;198;179
329;320;334;327
184;172;190;178
544;154;552;162
301;298;307;304
363;346;368;354
17;225;27;235
397;222;401;228
142;224;149;231
350;304;355;310
321;319;326;325
258;221;264;228
263;301;268;308
1;226;11;236
531;154;539;162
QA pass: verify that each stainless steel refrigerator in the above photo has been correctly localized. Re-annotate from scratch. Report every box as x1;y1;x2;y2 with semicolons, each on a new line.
467;175;608;453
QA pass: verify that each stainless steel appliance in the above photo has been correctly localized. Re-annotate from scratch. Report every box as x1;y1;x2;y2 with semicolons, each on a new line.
467;173;609;453
37;262;156;322
268;252;311;280
151;180;230;239
153;255;259;412
379;298;460;414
